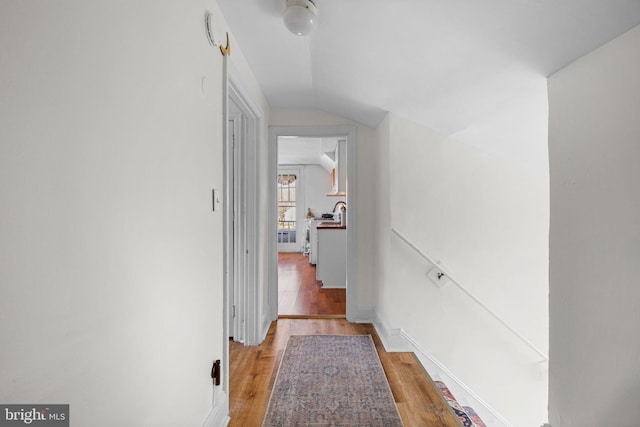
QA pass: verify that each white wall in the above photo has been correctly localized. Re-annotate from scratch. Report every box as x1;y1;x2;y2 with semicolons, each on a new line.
0;1;265;425
548;24;640;426
270;109;377;310
300;165;344;218
373;115;392;319
374;114;549;425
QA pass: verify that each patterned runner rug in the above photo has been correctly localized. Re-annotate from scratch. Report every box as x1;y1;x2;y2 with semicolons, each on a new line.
262;335;404;426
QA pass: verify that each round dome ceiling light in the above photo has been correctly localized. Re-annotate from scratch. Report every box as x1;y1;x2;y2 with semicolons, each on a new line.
283;0;318;36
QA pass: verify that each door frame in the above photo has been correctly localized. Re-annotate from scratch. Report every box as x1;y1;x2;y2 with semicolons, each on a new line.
222;63;264;408
227;109;248;343
268;126;358;321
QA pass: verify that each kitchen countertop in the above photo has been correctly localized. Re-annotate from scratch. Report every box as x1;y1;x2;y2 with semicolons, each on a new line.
316;221;346;230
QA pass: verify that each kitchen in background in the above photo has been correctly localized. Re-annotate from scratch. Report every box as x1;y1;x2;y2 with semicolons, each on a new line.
278;136;347;289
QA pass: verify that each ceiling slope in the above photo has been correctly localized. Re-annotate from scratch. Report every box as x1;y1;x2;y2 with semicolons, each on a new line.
218;0;640;170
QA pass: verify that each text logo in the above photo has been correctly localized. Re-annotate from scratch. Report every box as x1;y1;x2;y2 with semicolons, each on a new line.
0;405;69;426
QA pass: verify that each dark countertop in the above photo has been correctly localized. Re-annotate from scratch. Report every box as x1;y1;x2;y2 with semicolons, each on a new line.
317;222;347;230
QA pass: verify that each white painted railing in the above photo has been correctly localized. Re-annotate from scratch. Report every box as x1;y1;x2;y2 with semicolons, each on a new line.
391;228;549;362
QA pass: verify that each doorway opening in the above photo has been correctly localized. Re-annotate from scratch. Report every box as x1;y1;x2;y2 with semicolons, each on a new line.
276;138;345;317
269;127;357;321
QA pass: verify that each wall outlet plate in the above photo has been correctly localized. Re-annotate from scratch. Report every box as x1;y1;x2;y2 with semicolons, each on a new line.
427;266;450;288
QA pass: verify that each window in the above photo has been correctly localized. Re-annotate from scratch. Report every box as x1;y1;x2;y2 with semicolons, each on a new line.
277;174;297;243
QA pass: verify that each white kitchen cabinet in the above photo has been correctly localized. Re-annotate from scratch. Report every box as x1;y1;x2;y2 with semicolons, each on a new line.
308;220;318;264
316;227;346;288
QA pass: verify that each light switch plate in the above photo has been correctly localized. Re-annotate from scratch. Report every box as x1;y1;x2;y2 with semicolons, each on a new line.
212;188;222;212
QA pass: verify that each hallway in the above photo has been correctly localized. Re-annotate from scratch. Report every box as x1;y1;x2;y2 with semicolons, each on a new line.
228;318;460;427
277;252;346;317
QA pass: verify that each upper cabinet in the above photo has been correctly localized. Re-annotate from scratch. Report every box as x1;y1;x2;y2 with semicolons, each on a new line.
327;139;347;196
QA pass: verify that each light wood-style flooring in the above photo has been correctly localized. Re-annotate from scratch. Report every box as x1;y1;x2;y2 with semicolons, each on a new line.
278;252;346;317
229;318;460;427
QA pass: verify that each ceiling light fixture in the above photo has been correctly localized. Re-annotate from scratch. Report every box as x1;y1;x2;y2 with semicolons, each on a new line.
283;0;318;36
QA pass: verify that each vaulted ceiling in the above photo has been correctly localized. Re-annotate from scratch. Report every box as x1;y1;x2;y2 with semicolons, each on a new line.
218;0;640;170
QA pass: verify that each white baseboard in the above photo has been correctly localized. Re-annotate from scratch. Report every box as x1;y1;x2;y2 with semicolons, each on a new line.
372;317;412;352
202;390;230;427
321;283;346;289
373;316;511;427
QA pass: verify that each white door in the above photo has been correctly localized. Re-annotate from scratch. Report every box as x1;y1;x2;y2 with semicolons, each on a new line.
277;167;304;252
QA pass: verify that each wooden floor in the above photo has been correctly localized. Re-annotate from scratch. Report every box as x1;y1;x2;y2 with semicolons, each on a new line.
278;252;346;317
229;318;460;427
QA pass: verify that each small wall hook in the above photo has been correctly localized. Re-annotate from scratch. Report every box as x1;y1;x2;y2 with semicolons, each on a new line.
220;32;231;57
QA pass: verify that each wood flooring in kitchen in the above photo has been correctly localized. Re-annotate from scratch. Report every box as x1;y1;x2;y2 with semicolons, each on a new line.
277;252;346;317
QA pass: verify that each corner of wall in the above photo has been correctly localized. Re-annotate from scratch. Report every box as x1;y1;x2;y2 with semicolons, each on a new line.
371;312;412;353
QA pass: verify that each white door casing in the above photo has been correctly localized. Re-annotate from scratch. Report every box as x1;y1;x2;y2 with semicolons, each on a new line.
268;126;358;322
221;62;265;424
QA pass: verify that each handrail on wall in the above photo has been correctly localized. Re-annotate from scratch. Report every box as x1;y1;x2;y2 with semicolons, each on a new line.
390;228;549;362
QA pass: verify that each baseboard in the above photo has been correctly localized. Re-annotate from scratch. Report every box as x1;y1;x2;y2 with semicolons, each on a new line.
321;284;346;289
201;389;230;427
401;331;512;427
279;314;346;319
372;317;412;352
373;315;511;427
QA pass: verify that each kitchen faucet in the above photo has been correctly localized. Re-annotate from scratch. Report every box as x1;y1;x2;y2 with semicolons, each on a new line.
332;201;347;226
332;201;346;212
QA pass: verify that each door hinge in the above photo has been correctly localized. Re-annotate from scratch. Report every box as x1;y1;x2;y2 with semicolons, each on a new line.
232;305;236;318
